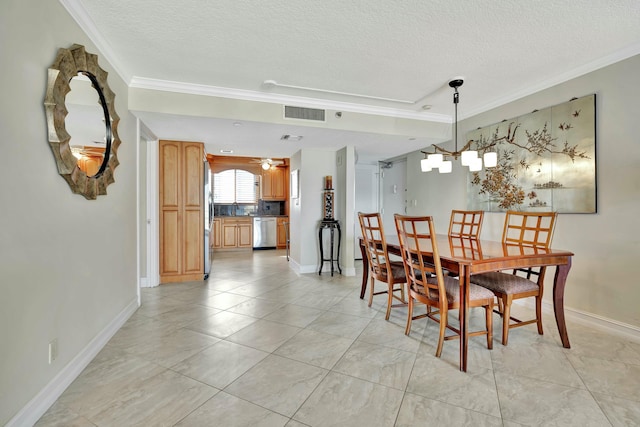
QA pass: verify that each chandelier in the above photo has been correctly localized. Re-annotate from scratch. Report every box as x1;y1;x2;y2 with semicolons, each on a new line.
421;79;497;173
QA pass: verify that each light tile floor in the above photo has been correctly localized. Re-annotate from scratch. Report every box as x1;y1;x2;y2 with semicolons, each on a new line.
36;250;640;426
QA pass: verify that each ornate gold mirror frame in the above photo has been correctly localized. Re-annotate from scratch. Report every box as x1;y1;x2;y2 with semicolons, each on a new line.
44;44;121;199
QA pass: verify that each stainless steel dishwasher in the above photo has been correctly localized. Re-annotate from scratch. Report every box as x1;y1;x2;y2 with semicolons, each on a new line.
252;217;277;249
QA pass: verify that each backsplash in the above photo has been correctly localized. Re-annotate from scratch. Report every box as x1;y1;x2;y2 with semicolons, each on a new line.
214;204;258;216
258;200;285;215
214;200;285;216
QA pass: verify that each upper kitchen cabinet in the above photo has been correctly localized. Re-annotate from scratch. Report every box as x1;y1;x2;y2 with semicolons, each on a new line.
261;166;287;200
209;155;289;202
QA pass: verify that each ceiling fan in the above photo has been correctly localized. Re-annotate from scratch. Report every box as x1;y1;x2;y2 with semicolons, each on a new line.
251;158;285;170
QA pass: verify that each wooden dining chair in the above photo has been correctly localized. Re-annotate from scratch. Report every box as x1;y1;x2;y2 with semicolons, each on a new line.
394;214;493;357
471;211;558;345
448;209;484;238
358;212;407;320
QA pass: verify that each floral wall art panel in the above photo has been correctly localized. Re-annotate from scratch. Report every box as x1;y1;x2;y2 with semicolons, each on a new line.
466;94;596;213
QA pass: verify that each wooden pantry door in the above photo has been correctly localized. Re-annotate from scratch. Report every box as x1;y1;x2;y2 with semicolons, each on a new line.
159;140;204;283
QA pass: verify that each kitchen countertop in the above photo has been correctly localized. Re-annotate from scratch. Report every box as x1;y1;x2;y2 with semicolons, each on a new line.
215;215;288;218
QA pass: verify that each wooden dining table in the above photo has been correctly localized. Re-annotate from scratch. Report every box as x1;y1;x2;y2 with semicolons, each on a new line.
358;234;574;372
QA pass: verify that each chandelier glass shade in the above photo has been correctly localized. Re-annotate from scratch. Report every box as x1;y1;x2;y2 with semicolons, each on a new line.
483;151;498;168
460;150;477;166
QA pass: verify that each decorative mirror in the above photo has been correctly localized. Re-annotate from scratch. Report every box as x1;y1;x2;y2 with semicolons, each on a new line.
44;44;121;199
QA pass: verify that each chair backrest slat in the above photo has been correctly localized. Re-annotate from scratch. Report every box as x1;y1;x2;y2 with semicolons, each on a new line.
394;215;447;305
358;212;392;280
502;211;557;248
501;210;558;280
449;209;484;238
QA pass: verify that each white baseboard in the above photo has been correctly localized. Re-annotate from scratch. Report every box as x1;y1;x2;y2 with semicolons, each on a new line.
139;276;158;288
297;264;318;274
342;267;356;277
287;259;355;277
8;298;139;427
561;304;640;343
515;299;640;343
287;258;301;273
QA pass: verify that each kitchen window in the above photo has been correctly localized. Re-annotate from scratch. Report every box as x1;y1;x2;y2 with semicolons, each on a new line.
213;169;259;203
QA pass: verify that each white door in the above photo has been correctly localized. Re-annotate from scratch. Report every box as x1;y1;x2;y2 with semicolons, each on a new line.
380;159;407;235
354;164;379;259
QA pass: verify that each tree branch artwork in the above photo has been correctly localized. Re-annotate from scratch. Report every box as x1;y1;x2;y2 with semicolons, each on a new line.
466;95;596;213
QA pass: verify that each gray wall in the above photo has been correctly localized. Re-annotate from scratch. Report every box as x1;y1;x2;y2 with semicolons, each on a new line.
297;149;338;272
276;147;356;275
0;0;138;423
404;54;640;328
336;146;356;276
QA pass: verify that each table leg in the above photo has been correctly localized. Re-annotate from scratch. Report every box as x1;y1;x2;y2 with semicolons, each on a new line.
359;240;368;299
329;227;335;276
318;226;324;275
336;224;342;274
459;265;470;372
553;257;572;348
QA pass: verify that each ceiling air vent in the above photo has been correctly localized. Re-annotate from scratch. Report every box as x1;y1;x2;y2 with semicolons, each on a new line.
284;105;326;122
280;135;303;141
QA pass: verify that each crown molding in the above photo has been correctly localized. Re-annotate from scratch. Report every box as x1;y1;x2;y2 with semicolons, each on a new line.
129;76;451;123
58;0;132;84
61;0;640;123
462;42;640;119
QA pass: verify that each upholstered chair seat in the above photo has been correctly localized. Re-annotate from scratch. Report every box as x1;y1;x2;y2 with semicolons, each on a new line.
471;271;539;294
375;261;406;282
426;276;496;304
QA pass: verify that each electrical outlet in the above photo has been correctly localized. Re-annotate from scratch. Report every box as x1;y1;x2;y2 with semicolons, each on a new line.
48;339;58;364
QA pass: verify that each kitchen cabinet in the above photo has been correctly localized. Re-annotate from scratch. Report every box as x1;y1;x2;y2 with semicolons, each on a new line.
219;217;252;249
159;140;204;283
261;167;287;200
238;221;253;248
277;216;289;249
212;218;221;248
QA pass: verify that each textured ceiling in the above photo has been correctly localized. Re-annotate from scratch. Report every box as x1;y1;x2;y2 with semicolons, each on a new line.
66;0;640;162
